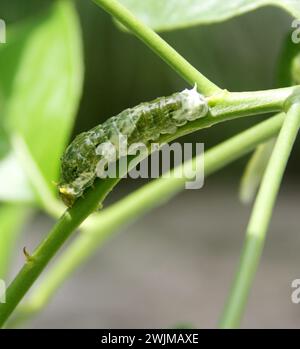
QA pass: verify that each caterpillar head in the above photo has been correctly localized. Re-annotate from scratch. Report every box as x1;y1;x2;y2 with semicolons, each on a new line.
59;147;81;206
59;169;95;207
59;133;97;207
58;184;76;207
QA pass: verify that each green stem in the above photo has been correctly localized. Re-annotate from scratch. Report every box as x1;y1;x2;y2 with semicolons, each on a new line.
239;139;275;204
219;102;300;329
12;86;297;222
207;88;298;118
0;177;120;327
0;0;297;329
11;113;285;324
137;87;298;149
92;0;220;96
0;81;297;327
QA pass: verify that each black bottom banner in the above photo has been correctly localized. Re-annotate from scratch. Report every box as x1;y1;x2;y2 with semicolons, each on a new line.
0;329;297;346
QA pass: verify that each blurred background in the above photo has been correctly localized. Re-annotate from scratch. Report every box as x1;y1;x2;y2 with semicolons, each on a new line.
1;0;300;328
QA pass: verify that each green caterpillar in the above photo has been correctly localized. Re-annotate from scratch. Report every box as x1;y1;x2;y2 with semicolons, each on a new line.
59;87;209;206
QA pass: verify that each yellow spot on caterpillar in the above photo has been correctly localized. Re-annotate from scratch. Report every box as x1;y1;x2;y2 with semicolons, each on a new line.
59;187;69;195
59;186;75;207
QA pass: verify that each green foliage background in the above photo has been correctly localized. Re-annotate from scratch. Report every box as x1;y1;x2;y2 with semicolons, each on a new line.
0;0;299;329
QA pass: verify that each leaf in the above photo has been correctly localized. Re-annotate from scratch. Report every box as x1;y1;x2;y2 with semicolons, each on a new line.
0;151;34;202
0;18;49;202
0;0;83;202
11;134;64;217
0;20;40;106
117;0;300;31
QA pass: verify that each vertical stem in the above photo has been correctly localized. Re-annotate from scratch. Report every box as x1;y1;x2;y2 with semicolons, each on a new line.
92;0;221;95
220;102;300;328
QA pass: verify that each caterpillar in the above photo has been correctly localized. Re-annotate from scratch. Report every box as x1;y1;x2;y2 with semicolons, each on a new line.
59;86;209;206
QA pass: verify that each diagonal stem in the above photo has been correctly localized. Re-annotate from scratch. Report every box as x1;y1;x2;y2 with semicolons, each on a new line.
0;85;298;327
7;113;285;326
92;0;221;96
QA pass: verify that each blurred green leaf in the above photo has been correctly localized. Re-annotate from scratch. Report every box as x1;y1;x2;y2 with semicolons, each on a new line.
11;134;64;216
0;16;52;202
0;126;9;159
0;151;34;202
0;0;83;203
117;0;300;31
0;19;40;106
0;203;29;279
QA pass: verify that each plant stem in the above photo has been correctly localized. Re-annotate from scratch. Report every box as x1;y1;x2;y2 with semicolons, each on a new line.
143;87;298;148
0;177;120;327
11;85;297;221
239;139;275;204
0;0;298;329
1;79;294;327
219;102;300;329
10;113;285;324
0;81;297;327
208;87;298;119
92;0;220;96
